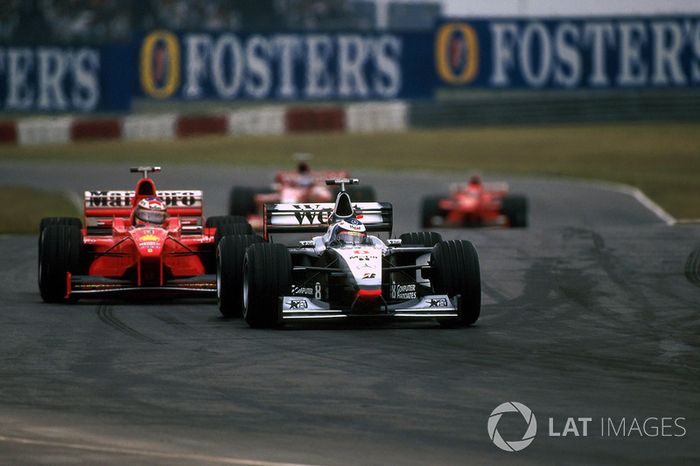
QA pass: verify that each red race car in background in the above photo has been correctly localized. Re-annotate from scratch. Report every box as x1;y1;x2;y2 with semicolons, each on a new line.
421;176;528;228
228;160;376;230
38;166;252;302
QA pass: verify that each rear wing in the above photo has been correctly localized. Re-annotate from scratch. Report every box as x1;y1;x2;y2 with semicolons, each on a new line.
84;190;203;232
264;202;393;239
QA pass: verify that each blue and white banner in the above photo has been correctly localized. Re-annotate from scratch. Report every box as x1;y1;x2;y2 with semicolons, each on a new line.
0;45;132;112
136;30;433;101
435;17;700;89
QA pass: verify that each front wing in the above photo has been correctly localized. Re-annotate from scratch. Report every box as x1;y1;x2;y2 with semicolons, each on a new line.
67;274;216;299
278;294;459;322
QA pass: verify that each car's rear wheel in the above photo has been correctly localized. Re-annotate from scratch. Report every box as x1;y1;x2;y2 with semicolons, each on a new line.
501;195;528;228
421;196;443;228
205;215;248;228
228;187;258;217
38;224;82;303
217;234;265;318
399;231;442;247
214;221;253;244
243;243;292;328
430;240;481;327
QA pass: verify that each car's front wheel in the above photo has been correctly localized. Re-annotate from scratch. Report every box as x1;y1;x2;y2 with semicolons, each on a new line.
217;234;264;318
243;243;292;328
38;224;82;303
430;240;481;327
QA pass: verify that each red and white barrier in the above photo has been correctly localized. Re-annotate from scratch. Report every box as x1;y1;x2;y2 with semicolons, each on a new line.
228;107;286;135
346;102;408;133
0;101;407;145
122;114;177;141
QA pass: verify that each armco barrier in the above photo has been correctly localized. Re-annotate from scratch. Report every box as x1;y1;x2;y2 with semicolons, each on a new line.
122;114;177;141
71;119;121;141
17;117;72;145
228;107;286;135
0;122;17;144
0;102;409;146
176;115;227;138
285;107;345;133
346;102;408;132
411;91;700;128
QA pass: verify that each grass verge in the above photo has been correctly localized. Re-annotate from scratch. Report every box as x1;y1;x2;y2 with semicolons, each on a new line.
0;121;698;219
0;187;80;234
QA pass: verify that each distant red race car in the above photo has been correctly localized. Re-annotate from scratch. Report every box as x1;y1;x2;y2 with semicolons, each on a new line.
228;162;376;230
421;176;528;228
38;166;251;302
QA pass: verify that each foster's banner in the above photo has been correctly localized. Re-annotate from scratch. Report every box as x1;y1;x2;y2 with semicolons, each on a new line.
435;17;700;89
0;45;132;112
137;30;433;101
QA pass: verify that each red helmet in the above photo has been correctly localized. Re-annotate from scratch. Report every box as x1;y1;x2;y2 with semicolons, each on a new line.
134;197;167;225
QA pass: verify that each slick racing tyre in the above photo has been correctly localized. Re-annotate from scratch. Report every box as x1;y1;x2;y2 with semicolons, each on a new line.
501;195;528;228
38;224;82;303
39;217;82;256
243;243;292;328
214;221;253;244
205;215;249;228
399;231;442;247
228;187;258;217
421;196;443;228
217;234;265;318
430;240;481;327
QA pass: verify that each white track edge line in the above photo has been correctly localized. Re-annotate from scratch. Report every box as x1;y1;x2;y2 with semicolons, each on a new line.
589;181;677;226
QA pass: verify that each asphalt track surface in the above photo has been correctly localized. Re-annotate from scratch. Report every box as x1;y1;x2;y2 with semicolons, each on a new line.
0;162;699;465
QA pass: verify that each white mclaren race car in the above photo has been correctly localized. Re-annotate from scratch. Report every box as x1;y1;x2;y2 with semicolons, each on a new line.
216;179;481;328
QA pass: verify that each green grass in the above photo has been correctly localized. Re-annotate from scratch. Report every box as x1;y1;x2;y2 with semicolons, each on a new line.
0;187;80;234
1;121;698;219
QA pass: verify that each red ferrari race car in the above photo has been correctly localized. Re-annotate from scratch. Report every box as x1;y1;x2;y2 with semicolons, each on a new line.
421;176;528;228
38;167;251;303
228;161;376;230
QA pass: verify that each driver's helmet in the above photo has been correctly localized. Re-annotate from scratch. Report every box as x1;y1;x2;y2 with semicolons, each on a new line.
468;175;482;186
296;162;313;188
134;197;167;225
329;217;368;246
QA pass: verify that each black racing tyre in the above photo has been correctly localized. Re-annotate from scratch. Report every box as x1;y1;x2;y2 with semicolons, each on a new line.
38;224;82;303
39;217;82;254
39;217;82;232
501;195;528;228
399;231;442;247
205;215;249;228
346;185;376;202
228;187;257;217
214;222;253;244
217;234;265;318
430;240;481;327
421;196;443;228
243;243;292;328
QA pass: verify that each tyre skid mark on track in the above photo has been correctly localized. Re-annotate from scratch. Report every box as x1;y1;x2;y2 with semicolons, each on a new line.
0;434;316;466
685;244;700;288
95;304;162;344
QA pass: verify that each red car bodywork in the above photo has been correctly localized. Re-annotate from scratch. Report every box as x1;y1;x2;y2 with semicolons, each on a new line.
246;169;349;230
71;175;218;298
423;181;527;228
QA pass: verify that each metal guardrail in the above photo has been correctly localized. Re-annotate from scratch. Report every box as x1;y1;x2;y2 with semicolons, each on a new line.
410;90;700;127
